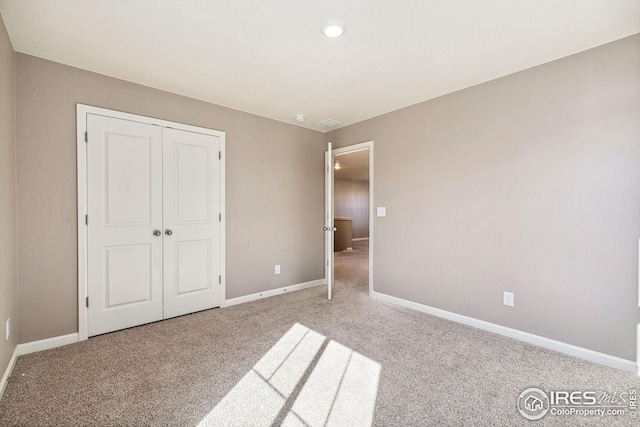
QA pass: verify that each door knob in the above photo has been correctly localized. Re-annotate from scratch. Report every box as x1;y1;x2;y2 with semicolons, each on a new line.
153;230;161;236
165;229;173;236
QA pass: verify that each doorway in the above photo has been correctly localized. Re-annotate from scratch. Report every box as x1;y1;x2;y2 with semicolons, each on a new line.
330;141;374;297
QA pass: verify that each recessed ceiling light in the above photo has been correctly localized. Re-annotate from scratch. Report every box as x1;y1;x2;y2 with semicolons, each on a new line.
321;21;346;38
295;114;305;122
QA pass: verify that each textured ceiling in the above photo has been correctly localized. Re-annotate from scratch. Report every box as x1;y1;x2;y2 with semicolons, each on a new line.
1;0;638;132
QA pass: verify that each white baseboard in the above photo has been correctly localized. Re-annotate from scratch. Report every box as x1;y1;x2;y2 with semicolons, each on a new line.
16;333;79;356
223;279;325;307
352;237;369;241
371;291;638;375
0;346;19;402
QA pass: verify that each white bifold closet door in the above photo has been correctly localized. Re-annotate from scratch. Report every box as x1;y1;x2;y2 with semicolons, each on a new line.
87;114;221;337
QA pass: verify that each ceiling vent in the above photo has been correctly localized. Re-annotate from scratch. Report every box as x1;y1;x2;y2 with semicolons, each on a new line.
318;119;342;127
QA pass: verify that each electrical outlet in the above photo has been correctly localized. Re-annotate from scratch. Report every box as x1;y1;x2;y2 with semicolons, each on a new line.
5;318;10;340
275;264;281;275
503;292;514;307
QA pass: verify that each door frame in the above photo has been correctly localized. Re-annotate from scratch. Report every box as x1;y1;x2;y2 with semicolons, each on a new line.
76;104;226;341
329;140;374;296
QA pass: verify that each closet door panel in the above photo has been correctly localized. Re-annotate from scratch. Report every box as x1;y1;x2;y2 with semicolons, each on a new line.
163;128;221;318
87;114;164;336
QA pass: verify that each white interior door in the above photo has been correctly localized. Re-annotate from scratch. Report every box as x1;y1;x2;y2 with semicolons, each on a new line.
86;113;222;336
325;142;334;300
162;128;221;318
87;114;164;336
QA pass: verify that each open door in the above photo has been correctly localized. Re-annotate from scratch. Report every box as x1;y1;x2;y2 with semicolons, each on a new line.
325;142;334;300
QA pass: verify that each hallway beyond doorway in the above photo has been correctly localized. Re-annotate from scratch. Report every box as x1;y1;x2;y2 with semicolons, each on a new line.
334;239;369;297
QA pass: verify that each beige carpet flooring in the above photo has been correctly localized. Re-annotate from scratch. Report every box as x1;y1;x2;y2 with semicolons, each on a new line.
0;240;639;426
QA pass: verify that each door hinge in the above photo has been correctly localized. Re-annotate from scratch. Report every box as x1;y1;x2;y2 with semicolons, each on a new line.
219;151;221;160
85;214;88;225
219;213;221;222
86;297;89;308
84;131;88;143
218;275;221;284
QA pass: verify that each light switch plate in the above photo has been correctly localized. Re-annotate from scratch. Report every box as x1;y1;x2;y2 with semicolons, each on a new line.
377;207;386;217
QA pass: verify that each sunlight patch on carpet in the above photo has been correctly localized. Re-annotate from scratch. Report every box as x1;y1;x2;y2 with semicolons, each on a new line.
197;323;381;427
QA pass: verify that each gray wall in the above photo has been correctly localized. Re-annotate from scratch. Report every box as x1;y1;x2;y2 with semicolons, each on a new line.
327;34;640;361
15;54;325;343
0;14;17;379
335;178;369;239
